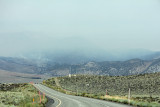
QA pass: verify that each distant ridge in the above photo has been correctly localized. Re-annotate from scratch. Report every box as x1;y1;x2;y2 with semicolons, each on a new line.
1;56;160;77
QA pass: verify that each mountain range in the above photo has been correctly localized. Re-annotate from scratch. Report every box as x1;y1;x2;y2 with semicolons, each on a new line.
0;51;160;79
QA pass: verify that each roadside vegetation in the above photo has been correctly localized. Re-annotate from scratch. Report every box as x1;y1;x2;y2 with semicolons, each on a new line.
0;83;47;107
43;72;160;107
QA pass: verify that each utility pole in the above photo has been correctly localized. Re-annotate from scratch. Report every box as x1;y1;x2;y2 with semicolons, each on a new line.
90;89;92;98
128;88;130;105
77;89;78;95
106;89;107;96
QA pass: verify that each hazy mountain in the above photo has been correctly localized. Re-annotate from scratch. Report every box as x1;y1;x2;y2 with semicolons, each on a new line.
46;58;160;76
0;57;40;74
0;57;49;83
141;51;160;60
17;49;158;64
1;50;160;77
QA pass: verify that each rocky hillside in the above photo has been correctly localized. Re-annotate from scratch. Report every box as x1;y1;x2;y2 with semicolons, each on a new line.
47;58;160;76
45;72;160;97
1;56;160;76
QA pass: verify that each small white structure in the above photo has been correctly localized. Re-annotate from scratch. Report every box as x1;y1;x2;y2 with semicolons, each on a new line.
69;74;71;78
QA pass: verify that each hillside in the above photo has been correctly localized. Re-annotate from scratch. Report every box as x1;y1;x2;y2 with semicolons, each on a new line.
1;56;160;77
0;57;40;74
45;73;160;97
44;72;160;104
47;58;160;76
0;57;49;83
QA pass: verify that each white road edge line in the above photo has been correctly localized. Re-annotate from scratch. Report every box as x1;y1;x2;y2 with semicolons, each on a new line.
36;84;111;107
35;85;62;107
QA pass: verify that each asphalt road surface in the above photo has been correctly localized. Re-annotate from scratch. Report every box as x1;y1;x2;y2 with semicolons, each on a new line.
34;84;132;107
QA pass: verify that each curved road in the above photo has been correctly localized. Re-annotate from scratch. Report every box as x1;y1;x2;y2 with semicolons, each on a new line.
34;84;132;107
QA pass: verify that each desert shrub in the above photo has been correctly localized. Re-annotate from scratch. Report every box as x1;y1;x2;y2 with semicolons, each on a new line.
0;84;47;107
82;93;86;97
43;74;160;107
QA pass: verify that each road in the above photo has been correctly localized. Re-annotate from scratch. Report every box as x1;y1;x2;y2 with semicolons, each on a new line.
34;84;132;107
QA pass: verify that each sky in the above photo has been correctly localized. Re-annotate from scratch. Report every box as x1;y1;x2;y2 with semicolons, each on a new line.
0;0;160;57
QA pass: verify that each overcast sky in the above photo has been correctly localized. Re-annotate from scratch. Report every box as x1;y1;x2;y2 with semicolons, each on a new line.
0;0;160;56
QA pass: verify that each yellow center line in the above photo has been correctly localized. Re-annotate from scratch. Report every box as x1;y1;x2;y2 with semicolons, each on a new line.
35;85;62;107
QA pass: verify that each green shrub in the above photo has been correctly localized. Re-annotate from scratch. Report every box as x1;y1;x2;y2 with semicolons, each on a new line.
0;84;47;107
43;75;160;107
82;93;86;97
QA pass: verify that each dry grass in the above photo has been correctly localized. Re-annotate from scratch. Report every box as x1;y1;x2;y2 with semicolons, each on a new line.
104;95;128;100
0;84;47;107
